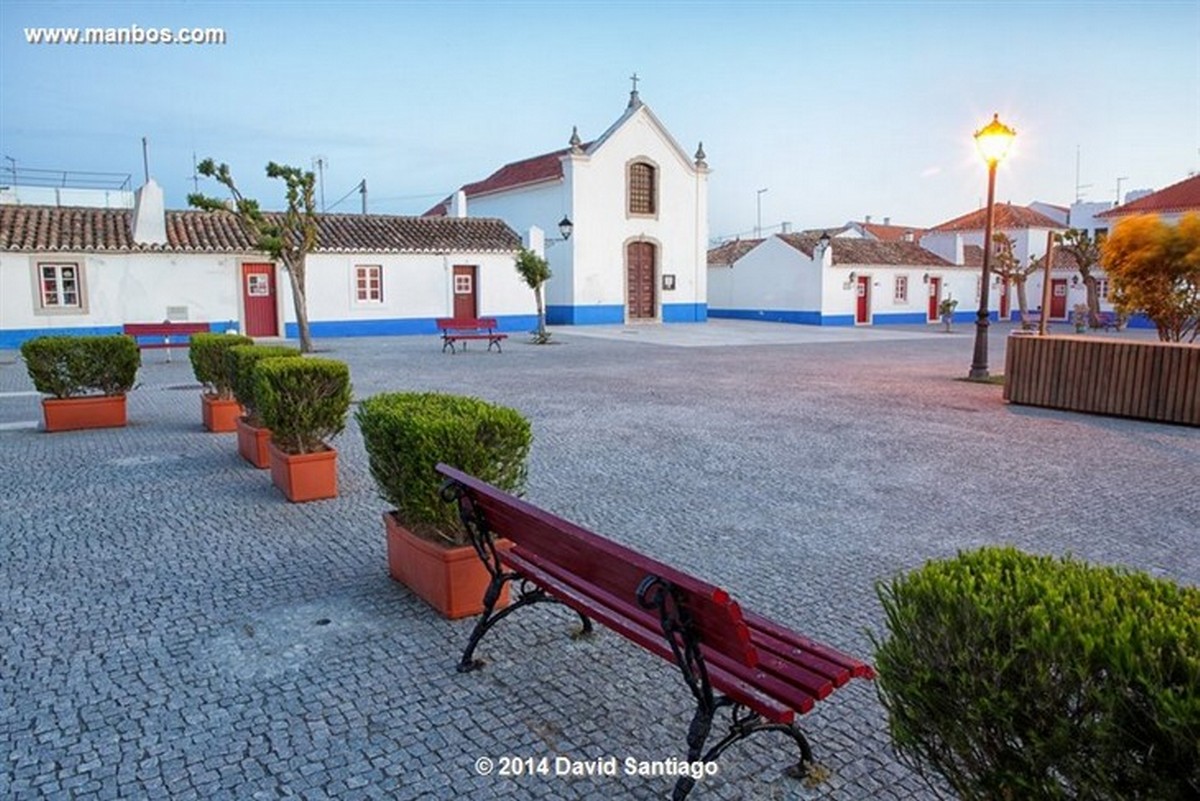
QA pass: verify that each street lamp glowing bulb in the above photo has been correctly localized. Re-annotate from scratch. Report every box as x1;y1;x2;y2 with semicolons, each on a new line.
974;113;1017;165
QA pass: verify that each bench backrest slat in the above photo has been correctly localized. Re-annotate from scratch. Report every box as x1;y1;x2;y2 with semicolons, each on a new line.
438;463;757;667
436;317;498;331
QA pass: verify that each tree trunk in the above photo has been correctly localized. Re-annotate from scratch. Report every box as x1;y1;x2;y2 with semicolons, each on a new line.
534;284;547;342
283;255;314;353
1015;277;1029;324
1083;273;1100;327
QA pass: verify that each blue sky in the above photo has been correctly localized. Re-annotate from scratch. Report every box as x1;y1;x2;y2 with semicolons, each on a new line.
1;0;1197;240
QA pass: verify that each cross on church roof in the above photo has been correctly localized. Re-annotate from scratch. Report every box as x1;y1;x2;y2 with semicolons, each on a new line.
628;72;642;109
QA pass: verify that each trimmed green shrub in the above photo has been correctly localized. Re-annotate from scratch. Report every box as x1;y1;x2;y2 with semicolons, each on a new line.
189;332;253;398
21;335;140;398
254;357;351;454
872;546;1200;800
356;392;532;544
224;344;301;424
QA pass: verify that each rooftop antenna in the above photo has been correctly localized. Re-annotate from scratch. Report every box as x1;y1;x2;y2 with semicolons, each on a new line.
141;136;150;183
359;178;367;214
313;155;327;212
1074;145;1092;202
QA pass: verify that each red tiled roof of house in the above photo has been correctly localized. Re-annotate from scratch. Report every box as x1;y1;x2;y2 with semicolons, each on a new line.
0;206;522;253
858;222;926;242
777;234;952;266
1097;174;1200;218
707;238;763;266
424;141;595;216
930;203;1064;232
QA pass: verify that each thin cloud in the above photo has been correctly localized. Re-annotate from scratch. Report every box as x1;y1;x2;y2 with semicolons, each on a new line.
921;166;943;178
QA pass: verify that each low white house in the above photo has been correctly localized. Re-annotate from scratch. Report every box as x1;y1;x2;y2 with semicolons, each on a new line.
0;179;530;348
428;87;709;325
708;233;968;326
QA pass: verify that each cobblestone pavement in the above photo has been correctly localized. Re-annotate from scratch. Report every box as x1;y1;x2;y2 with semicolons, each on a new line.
2;322;1197;800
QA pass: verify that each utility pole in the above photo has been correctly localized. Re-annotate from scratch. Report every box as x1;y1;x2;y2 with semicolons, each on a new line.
313;156;327;212
191;152;200;193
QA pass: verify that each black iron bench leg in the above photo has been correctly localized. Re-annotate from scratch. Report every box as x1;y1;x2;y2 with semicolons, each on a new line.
672;701;814;800
458;578;593;673
488;337;502;353
442;338;456;354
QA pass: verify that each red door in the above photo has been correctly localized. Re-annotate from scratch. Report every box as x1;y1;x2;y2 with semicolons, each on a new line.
927;277;941;322
453;265;478;320
242;263;278;337
626;242;656;320
999;278;1010;320
855;275;871;324
1050;279;1068;319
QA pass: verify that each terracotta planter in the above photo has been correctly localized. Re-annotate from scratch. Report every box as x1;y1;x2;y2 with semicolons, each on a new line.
201;393;242;432
41;395;127;432
385;512;511;619
236;417;272;469
268;442;338;502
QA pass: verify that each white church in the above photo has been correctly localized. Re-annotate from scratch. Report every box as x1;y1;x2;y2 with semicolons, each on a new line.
427;81;710;325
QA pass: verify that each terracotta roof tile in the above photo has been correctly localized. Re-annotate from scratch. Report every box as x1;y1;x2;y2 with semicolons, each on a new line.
930;203;1064;232
1097;174;1200;218
858;222;926;242
0;206;522;253
707;238;763;266
425;142;596;216
777;234;952;266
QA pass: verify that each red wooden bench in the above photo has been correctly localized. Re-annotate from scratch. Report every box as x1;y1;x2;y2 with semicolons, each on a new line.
122;322;212;361
435;317;507;354
437;463;875;799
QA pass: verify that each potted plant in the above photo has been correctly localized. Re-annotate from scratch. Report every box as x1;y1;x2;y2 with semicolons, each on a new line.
939;296;959;333
255;356;352;502
225;344;301;468
189;332;253;432
21;335;140;432
356;392;532;619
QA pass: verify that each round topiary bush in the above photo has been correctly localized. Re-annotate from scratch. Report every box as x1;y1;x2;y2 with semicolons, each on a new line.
355;392;532;544
224;344;301;424
872;546;1200;800
189;332;254;398
254;357;351;454
21;335;140;398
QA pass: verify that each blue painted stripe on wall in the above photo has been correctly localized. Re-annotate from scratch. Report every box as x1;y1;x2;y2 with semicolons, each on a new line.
0;325;123;349
872;312;930;325
284;314;540;339
662;303;708;323
545;305;625;325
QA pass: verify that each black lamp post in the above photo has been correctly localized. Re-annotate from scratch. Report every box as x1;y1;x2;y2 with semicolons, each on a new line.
968;113;1017;380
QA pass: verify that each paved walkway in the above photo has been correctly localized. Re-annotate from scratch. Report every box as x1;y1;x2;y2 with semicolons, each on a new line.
2;322;1196;800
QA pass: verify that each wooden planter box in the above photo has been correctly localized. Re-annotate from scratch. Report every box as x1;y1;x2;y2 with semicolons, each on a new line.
201;394;242;432
385;512;510;619
1004;335;1199;426
268;442;338;502
42;395;127;432
236;417;271;469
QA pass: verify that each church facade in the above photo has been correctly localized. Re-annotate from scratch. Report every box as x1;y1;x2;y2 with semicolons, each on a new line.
428;86;709;324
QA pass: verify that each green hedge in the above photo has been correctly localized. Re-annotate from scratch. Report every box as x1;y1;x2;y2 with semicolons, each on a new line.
224;344;301;424
254;357;351;454
356;392;532;544
189;332;253;398
873;546;1200;800
21;335;140;398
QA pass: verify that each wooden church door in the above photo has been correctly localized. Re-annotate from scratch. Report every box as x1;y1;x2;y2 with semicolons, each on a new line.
626;242;656;320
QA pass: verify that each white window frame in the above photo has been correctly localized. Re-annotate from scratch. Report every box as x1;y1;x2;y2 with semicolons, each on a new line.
894;275;908;304
1096;277;1110;301
354;264;383;304
30;258;89;316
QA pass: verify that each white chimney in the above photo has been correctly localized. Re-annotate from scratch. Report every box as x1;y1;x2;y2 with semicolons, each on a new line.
780;221;791;233
883;216;891;226
903;229;914;242
131;178;167;246
450;190;468;218
525;225;546;258
865;214;872;224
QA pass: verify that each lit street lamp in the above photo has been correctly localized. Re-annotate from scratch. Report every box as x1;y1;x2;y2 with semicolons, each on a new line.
968;113;1017;380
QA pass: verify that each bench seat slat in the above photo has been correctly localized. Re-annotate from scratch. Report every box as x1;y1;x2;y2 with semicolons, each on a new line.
745;612;876;681
473;499;756;666
502;548;804;724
